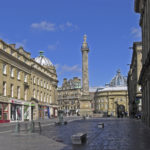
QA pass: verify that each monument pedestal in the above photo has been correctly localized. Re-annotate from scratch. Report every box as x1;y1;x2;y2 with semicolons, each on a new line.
79;95;93;116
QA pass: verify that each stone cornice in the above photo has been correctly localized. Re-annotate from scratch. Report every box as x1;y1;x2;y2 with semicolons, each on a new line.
0;40;31;59
31;67;58;83
0;49;31;73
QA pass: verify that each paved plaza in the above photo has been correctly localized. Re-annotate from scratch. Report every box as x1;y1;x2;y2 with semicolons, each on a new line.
0;118;150;150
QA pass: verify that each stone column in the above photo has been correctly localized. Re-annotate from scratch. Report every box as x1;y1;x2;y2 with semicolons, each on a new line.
82;35;89;95
79;35;93;116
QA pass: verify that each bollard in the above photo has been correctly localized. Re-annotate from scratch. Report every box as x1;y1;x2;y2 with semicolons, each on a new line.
98;123;104;128
64;121;68;125
83;116;86;120
29;121;35;133
59;114;63;124
24;123;28;133
71;133;87;144
55;122;61;126
15;122;20;133
38;122;42;134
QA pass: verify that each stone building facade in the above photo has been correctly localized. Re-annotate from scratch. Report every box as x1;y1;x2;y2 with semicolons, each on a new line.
95;70;129;117
57;77;81;115
0;39;58;123
127;42;142;117
134;0;150;126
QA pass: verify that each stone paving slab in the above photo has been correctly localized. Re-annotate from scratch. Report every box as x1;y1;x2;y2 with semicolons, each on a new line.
0;118;150;150
0;133;67;150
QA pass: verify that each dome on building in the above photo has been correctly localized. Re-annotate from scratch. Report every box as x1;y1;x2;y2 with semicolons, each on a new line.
109;69;127;87
34;51;53;66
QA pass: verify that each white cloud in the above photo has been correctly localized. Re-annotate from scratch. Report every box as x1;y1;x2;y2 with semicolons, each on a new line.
48;41;59;51
31;21;78;32
66;21;73;27
55;64;81;75
131;27;141;38
31;21;56;31
59;21;78;31
61;65;81;73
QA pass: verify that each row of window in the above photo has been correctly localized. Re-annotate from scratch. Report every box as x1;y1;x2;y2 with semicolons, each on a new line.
2;81;52;103
33;89;52;103
33;76;52;90
99;98;125;103
99;99;108;103
3;64;28;82
58;100;78;105
3;82;28;100
2;64;53;90
99;104;108;109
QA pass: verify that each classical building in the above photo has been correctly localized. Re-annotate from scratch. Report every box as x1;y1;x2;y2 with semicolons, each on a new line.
134;0;150;126
95;70;129;117
57;77;81;115
127;42;142;117
0;39;58;123
89;87;99;112
79;35;93;116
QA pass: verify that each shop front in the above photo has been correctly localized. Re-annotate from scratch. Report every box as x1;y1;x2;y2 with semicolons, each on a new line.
53;107;58;117
10;99;23;122
39;105;44;119
0;103;9;123
24;102;32;121
44;106;50;119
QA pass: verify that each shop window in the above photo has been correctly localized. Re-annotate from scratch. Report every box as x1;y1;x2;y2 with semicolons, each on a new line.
11;105;22;121
3;64;7;75
24;105;30;120
0;103;9;120
3;82;6;96
10;84;14;97
17;70;21;80
24;73;27;82
17;86;20;99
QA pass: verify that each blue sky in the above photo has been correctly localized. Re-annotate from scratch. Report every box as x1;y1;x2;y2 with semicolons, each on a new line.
0;0;141;87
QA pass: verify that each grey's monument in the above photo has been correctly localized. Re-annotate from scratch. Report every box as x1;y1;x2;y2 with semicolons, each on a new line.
79;35;93;116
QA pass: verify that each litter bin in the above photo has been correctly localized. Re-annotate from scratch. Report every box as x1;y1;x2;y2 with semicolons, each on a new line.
58;110;64;124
